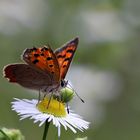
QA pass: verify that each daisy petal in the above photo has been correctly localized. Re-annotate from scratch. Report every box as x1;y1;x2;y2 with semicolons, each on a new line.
11;98;90;137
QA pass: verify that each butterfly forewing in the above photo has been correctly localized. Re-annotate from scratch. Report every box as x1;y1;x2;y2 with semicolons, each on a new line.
55;37;78;79
23;46;60;83
4;64;53;90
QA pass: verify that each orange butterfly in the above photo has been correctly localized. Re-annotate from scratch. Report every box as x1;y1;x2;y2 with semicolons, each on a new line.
3;37;78;94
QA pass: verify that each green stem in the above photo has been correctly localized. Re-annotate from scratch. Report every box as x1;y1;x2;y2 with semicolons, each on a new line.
42;120;50;140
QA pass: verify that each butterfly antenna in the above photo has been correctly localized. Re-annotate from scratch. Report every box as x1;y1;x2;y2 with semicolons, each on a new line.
47;92;53;109
66;103;69;114
67;82;85;103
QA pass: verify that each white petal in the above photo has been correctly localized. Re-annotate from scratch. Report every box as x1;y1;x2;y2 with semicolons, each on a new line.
58;126;61;137
11;98;90;137
57;118;67;130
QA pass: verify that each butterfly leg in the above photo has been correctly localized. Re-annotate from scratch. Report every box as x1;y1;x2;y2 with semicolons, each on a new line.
43;89;50;99
43;85;55;99
43;93;47;99
46;92;53;109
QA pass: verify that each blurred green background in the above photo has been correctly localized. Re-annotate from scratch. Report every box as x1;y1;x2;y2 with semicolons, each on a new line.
0;0;140;140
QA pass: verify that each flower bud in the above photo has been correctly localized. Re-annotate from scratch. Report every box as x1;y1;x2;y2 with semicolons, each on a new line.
0;128;24;140
60;87;74;103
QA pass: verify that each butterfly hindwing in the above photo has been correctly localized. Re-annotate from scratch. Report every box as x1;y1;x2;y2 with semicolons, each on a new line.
55;37;78;79
4;64;53;90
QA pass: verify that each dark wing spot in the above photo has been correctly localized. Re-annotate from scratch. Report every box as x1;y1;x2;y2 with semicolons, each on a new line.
32;59;39;64
66;49;74;53
57;54;66;58
41;48;44;51
40;53;44;56
47;57;53;60
41;47;49;51
49;65;53;67
63;65;67;68
57;55;63;58
34;54;40;57
44;47;49;51
51;71;54;74
64;58;70;61
32;47;37;51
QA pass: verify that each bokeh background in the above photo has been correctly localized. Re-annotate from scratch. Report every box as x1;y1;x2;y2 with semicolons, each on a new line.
0;0;140;140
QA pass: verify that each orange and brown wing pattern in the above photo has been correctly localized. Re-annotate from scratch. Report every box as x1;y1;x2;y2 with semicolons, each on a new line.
55;37;79;79
22;46;60;82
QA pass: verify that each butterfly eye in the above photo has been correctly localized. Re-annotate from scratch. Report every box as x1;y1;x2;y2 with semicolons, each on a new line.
61;80;67;88
61;80;65;87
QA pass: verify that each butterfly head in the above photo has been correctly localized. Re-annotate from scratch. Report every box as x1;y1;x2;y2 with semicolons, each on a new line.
60;79;68;88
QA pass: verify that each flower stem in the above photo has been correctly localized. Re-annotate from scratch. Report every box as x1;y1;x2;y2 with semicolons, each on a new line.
42;120;50;140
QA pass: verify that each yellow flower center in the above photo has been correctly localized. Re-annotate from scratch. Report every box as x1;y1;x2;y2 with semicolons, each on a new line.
36;97;66;117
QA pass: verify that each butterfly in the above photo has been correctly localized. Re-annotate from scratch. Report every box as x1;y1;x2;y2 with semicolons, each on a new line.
3;37;78;94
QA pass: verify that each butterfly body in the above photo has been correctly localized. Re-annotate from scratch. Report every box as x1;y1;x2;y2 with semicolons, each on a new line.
3;37;78;94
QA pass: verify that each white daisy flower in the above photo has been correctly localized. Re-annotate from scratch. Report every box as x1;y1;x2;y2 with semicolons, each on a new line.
11;97;89;137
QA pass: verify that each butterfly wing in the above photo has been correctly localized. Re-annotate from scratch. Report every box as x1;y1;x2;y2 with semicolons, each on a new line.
55;37;79;79
3;64;53;90
22;46;60;83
